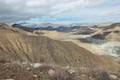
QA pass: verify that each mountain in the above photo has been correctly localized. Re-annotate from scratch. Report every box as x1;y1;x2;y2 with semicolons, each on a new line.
12;23;120;59
90;23;120;40
0;23;120;80
0;23;120;69
12;23;97;32
12;24;36;32
68;23;120;60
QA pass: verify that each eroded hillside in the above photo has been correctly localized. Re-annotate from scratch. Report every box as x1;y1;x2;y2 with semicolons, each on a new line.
0;24;115;68
0;23;120;80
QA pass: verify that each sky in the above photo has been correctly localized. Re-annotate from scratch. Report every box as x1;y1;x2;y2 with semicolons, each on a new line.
0;0;120;24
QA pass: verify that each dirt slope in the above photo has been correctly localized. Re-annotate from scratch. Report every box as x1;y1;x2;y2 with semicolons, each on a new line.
0;23;119;71
33;30;66;40
91;23;120;41
105;32;120;41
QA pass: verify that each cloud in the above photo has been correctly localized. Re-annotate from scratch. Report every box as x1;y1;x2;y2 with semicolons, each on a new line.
100;8;120;16
0;0;119;23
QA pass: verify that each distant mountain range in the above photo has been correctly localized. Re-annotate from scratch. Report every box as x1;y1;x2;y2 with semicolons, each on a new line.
12;23;98;32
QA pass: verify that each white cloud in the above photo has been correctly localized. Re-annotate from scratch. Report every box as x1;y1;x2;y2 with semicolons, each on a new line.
50;0;104;15
0;0;119;23
100;8;120;16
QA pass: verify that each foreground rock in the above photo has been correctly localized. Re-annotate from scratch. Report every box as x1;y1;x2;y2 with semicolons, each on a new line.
0;62;119;80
